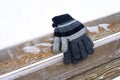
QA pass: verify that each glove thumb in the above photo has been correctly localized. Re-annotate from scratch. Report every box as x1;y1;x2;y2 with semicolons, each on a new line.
61;37;68;53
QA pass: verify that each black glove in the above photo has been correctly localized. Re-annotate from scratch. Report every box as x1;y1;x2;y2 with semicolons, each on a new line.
52;14;94;64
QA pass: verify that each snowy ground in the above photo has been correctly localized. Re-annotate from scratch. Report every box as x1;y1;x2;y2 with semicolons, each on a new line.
0;0;120;79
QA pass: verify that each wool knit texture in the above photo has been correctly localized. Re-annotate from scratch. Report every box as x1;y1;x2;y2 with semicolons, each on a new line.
52;14;94;64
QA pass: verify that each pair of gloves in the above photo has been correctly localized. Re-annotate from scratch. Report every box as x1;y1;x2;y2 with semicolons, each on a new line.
52;14;94;64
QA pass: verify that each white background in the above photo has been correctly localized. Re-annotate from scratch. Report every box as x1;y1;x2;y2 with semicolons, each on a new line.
0;0;120;79
0;0;120;50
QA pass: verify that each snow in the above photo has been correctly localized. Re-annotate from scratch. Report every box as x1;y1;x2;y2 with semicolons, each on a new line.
35;43;53;47
113;76;120;80
48;38;54;41
86;26;99;33
23;43;52;53
23;46;40;53
99;23;110;31
86;23;110;33
98;76;104;79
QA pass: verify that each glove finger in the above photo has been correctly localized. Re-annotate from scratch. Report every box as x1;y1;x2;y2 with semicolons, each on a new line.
77;39;88;60
63;43;72;64
83;34;94;47
68;43;79;64
64;52;71;64
71;54;79;64
81;34;94;54
61;37;68;53
70;39;81;60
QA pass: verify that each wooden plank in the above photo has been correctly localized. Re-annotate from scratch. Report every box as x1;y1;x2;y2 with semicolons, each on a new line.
17;39;120;80
0;33;120;80
0;12;120;76
69;57;120;80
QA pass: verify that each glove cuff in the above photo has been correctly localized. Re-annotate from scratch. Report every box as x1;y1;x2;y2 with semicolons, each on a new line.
52;14;74;27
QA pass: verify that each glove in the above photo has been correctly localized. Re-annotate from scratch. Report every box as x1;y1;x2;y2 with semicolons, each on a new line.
52;14;94;64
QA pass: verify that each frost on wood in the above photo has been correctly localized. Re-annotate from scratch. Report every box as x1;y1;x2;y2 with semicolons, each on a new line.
23;43;52;54
86;23;110;33
35;43;53;47
99;23;110;31
86;25;99;33
23;43;53;53
23;46;41;53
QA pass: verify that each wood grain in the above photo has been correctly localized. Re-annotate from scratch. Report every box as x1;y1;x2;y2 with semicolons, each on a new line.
69;57;120;80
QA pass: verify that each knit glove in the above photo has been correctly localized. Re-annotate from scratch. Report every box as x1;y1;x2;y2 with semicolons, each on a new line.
52;14;94;64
